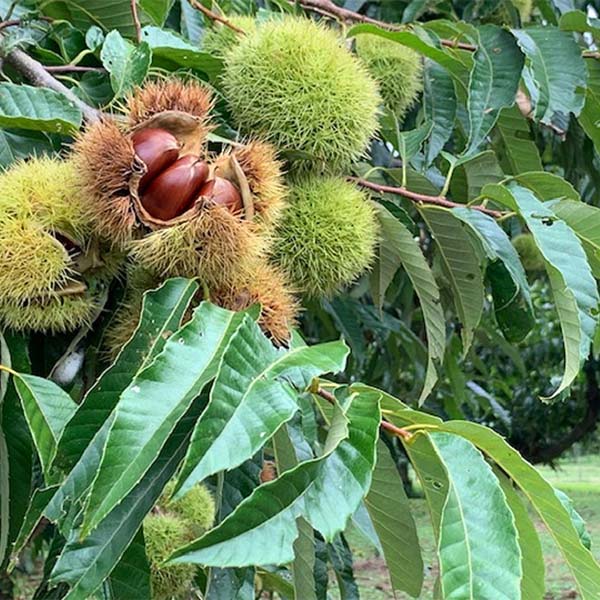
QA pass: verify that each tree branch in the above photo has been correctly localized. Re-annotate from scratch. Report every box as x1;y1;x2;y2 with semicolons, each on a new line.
130;0;142;44
44;65;106;73
528;361;600;464
189;0;246;34
3;47;102;124
348;176;506;219
316;387;412;440
294;0;477;50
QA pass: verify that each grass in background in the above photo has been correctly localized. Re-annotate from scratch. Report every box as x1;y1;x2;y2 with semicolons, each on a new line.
345;454;600;599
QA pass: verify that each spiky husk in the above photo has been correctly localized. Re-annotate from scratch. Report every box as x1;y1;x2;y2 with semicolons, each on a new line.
355;33;422;119
213;260;298;344
127;79;214;130
130;205;265;287
213;140;286;229
160;481;216;538
0;157;115;333
223;17;381;171
272;176;378;297
73;119;137;245
513;233;544;272
201;15;257;57
143;514;197;600
0;157;92;234
0;295;98;334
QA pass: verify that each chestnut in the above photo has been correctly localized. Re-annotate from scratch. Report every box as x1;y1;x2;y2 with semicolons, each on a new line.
132;128;180;191
199;176;243;213
140;155;209;221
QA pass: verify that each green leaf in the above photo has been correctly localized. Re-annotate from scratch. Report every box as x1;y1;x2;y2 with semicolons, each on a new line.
511;171;580;202
579;60;600;155
347;24;469;83
9;485;58;565
12;373;76;480
174;320;349;497
169;391;381;567
496;471;545;600
43;0;147;37
327;534;359;600
551;200;600;278
451;207;534;342
429;432;521;599
397;121;434;165
365;440;423;598
81;302;248;537
421;206;485;354
554;488;592;550
511;27;587;124
0;334;31;561
373;203;445;402
49;398;203;600
56;278;198;470
492;107;543;175
140;0;174;25
507;184;598;397
100;30;151;98
403;432;448;539
141;26;223;80
0;129;56;169
452;150;505;200
107;529;151;599
423;59;457;165
273;426;317;600
437;420;600;599
466;25;523;153
0;83;82;133
560;10;600;42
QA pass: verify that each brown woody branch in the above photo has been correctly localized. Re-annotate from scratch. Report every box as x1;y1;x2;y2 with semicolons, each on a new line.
3;47;102;123
294;0;476;50
44;65;106;73
348;177;506;219
130;0;142;44
316;387;412;440
189;0;246;34
527;360;600;464
295;0;600;56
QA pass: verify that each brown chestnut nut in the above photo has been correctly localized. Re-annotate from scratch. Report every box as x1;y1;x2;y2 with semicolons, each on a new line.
140;155;209;221
132;128;180;191
199;177;243;213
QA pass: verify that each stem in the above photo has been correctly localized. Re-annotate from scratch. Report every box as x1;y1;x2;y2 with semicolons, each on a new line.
440;162;455;197
0;364;17;376
0;16;52;31
130;0;142;44
315;387;412;441
189;0;246;34
44;65;106;73
349;176;506;219
3;47;102;123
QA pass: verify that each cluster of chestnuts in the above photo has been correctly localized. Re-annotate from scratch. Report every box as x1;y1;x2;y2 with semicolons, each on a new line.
132;127;242;221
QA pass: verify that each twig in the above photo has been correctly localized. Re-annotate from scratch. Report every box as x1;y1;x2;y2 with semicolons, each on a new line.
583;50;600;59
3;47;102;123
316;387;412;441
0;16;52;31
349;177;506;219
294;0;477;50
44;65;106;73
130;0;142;44
189;0;246;34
